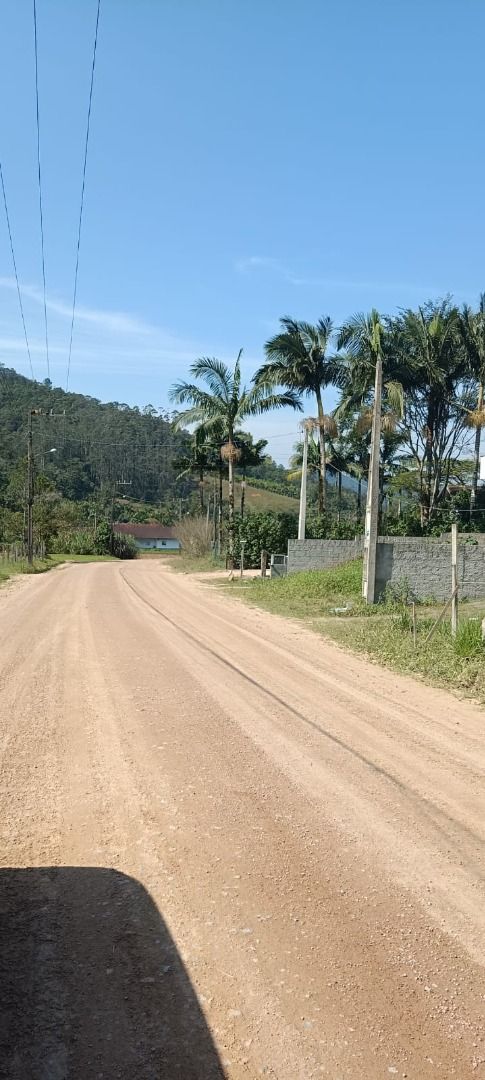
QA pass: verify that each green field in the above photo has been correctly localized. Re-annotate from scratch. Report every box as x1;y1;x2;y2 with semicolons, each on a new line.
204;478;299;514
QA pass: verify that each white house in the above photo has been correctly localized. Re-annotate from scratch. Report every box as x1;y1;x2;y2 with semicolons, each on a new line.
114;523;181;551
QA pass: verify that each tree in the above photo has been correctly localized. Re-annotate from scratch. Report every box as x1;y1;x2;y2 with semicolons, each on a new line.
170;351;301;565
254;317;344;515
393;300;471;523
459;294;485;517
174;428;216;512
234;432;267;517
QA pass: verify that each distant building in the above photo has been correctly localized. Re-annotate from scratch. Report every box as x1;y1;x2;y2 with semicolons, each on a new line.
114;523;181;551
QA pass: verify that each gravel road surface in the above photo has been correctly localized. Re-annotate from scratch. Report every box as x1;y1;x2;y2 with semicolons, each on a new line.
0;561;484;1078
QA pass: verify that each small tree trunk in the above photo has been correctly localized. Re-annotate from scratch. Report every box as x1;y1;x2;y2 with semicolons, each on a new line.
357;477;362;518
470;382;483;519
199;467;205;512
337;470;342;524
315;389;326;515
228;457;235;569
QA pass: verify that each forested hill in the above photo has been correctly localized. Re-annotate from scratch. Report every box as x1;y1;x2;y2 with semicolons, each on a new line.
0;366;191;507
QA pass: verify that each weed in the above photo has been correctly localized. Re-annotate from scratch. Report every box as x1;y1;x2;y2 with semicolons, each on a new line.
453;618;485;659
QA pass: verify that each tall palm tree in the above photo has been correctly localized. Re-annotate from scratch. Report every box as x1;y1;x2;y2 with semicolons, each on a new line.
233;432;267;518
174;427;215;512
460;294;485;516
254;317;344;514
396;301;465;523
170;351;301;565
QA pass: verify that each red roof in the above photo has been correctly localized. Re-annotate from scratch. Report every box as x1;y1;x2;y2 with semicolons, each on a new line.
113;523;177;540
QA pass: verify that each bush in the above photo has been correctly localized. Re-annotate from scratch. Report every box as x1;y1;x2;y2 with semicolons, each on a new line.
94;521;112;555
177;516;212;558
54;529;96;555
53;522;138;559
306;514;363;540
234;511;298;567
112;532;138;559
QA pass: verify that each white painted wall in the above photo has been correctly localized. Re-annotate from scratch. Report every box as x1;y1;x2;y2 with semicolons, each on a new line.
135;538;180;550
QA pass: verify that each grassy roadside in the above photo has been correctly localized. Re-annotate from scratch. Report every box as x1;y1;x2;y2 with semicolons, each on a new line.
0;552;117;585
167;553;225;574
222;559;485;702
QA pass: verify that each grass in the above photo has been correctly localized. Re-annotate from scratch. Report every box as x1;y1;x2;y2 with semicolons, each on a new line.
167;552;225;575
204;478;299;514
0;552;117;585
222;557;485;702
327;615;485;701
226;559;364;618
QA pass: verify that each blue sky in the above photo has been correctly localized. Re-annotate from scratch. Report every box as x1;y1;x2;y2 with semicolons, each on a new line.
1;0;485;463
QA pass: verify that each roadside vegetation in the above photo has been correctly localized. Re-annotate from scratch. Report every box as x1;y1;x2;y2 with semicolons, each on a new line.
3;293;485;577
0;551;117;586
226;559;485;701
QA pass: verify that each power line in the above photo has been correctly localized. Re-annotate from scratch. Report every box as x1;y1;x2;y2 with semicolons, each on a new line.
66;0;101;392
33;0;50;380
0;161;35;379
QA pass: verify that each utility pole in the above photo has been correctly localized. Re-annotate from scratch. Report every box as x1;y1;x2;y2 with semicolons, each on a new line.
362;354;382;603
451;522;458;637
27;410;34;566
298;423;309;541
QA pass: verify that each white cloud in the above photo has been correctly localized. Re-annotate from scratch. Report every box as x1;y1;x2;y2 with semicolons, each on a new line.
0;277;154;336
234;257;444;295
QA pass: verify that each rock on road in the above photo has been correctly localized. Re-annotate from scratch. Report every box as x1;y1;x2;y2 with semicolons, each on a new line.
0;560;484;1079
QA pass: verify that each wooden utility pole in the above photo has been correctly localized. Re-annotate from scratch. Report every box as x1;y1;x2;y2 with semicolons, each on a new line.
362;355;383;603
298;424;309;541
451;523;458;637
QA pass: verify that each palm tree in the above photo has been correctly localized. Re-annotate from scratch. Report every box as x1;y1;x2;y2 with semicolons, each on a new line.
254;317;344;515
460;294;485;516
395;301;466;523
174;427;214;512
170;351;301;565
288;435;321;488
233;432;267;518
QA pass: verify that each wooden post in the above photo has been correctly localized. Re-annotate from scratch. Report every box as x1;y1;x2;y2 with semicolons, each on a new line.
451;523;458;638
261;549;268;578
412;602;417;648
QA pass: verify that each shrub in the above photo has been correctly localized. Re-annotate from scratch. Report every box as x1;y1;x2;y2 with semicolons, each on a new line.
94;521;112;555
112;532;138;559
54;529;96;555
234;511;298;567
306;514;363;540
177;516;212;557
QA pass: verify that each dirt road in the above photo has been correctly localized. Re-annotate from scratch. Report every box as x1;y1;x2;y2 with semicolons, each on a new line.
0;561;484;1078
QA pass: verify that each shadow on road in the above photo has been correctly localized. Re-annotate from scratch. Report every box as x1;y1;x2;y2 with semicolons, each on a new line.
0;866;226;1079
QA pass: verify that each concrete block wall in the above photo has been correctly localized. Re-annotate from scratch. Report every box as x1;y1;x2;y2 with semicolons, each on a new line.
287;538;364;573
287;535;485;600
375;537;485;601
